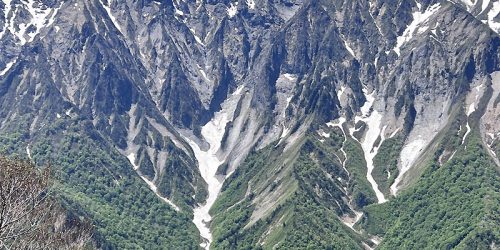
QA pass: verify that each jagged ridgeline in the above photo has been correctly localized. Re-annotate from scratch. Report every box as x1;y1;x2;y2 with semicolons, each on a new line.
0;0;499;248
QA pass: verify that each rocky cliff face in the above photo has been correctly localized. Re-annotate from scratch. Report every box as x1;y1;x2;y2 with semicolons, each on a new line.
1;0;499;248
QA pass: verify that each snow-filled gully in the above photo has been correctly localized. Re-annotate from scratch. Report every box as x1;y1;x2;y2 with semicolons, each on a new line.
183;86;244;249
349;89;387;204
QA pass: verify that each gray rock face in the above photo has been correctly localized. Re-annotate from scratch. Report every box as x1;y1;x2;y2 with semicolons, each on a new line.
0;0;499;247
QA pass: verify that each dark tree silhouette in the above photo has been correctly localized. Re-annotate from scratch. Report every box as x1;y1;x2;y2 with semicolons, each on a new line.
0;157;92;249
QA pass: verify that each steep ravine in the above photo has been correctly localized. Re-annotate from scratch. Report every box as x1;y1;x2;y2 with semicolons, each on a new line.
184;127;225;249
183;86;245;249
349;89;387;203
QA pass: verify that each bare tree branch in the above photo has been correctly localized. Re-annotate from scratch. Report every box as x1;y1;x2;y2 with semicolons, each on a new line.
0;157;93;249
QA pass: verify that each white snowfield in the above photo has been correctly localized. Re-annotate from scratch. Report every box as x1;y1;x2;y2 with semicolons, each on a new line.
183;85;245;250
127;153;139;170
390;137;426;195
393;3;441;55
0;0;13;39
1;0;61;45
349;89;387;203
100;0;123;34
0;0;61;76
190;28;205;46
0;60;16;76
227;2;238;18
485;1;500;33
457;0;500;34
331;115;372;242
341;36;356;58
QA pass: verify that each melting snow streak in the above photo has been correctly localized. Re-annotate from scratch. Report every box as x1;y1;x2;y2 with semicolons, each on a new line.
350;89;387;203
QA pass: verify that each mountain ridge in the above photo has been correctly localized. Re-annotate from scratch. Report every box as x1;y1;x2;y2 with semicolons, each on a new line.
0;0;499;248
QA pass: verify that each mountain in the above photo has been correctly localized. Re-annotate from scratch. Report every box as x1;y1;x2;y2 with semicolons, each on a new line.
0;0;499;249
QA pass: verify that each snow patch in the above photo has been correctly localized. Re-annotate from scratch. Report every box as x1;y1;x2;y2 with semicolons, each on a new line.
119;104;142;171
120;106;180;212
486;1;500;35
343;39;355;57
198;67;212;83
389;128;400;138
246;0;255;9
350;89;387;203
0;59;16;76
8;0;61;44
99;0;123;33
317;130;330;138
183;85;245;249
481;0;492;14
227;2;238;18
175;8;184;16
416;1;422;10
0;0;12;39
456;0;499;34
190;28;205;46
458;0;476;9
390;138;426;195
282;73;297;81
280;126;290;139
26;145;32;160
127;153;139;170
462;122;472;145
448;150;457;163
275;73;297;144
65;108;72;116
393;3;441;55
